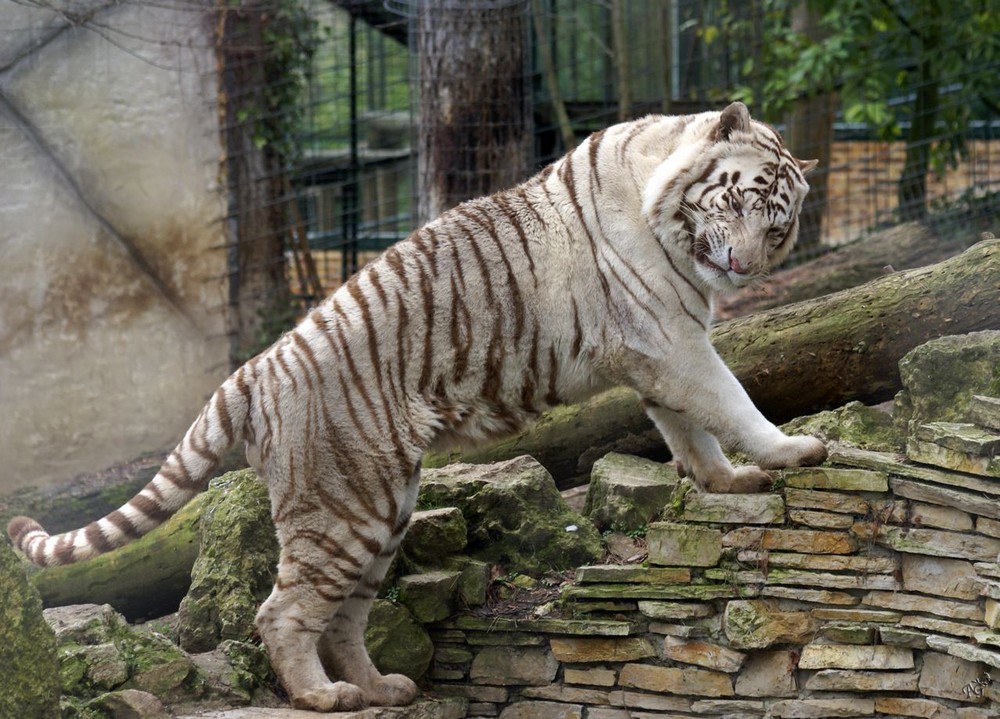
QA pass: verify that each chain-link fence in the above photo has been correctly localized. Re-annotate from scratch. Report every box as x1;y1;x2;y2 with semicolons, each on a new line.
225;0;998;357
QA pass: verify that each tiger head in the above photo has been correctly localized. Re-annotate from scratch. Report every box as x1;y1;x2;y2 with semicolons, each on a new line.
644;101;817;294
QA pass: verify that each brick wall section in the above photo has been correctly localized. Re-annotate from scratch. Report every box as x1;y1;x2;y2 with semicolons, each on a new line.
424;399;1000;719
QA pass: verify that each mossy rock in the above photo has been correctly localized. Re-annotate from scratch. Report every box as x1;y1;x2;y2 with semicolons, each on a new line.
401;507;468;568
584;453;678;532
419;456;602;574
177;469;278;653
781;401;903;452
365;599;433;680
894;331;1000;435
0;540;61;718
45;604;200;704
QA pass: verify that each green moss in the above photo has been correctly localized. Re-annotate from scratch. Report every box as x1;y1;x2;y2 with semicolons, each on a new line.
781;401;902;452
0;541;61;718
177;469;278;652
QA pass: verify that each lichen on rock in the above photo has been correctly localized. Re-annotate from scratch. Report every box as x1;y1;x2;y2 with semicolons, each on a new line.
176;469;278;653
364;599;434;680
418;456;602;574
0;539;61;718
781;400;903;452
894;330;1000;434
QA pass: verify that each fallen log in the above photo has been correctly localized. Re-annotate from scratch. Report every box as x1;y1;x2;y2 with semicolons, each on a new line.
26;238;1000;617
425;238;1000;485
28;492;206;620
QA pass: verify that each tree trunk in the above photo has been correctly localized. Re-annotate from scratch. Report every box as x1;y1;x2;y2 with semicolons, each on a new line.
27;239;1000;612
611;0;632;122
217;0;294;363
785;1;834;252
896;0;942;221
415;0;533;223
426;237;1000;485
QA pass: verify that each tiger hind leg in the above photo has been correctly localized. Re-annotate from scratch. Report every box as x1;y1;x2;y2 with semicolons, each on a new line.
255;521;381;711
255;576;367;711
318;471;421;706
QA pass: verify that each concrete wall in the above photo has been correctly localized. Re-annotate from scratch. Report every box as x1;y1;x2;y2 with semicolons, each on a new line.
0;0;229;493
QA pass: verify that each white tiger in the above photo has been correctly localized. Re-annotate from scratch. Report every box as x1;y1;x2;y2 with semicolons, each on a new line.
8;101;826;711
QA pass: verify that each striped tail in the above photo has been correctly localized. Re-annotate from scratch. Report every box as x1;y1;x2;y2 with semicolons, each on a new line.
6;370;252;567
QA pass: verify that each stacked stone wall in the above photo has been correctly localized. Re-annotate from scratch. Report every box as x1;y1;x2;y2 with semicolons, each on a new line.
419;395;1000;719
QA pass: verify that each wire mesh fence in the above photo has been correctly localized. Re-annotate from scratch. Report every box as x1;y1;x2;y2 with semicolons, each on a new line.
221;0;998;358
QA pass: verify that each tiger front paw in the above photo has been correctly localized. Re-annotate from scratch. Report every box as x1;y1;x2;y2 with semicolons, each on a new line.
759;435;827;470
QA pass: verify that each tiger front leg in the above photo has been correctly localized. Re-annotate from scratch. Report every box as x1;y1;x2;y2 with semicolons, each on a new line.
641;399;772;493
627;342;826;484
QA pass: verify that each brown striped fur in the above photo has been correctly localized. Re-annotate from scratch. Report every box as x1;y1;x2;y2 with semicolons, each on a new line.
7;102;826;711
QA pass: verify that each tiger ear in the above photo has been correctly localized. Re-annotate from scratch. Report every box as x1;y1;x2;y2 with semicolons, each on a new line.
797;158;819;175
713;102;751;141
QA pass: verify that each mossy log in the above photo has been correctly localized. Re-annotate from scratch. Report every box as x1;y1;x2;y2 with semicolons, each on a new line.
426;238;1000;486
28;492;206;620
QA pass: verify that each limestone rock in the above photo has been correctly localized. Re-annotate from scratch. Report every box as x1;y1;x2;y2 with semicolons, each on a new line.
645;522;722;567
894;330;1000;434
575;564;690;584
563;667;617;687
607;689;691;712
445;556;490;607
681;493;785;524
0;539;60;718
780;401;903;452
189;640;275;706
177;470;278;653
469;646;559;686
399;571;462;623
873;697;958;719
419;456;602;573
661;636;746;672
549;637;655;663
901;555;979;600
636;601;714;620
784;487;870;515
852;522;1000;562
89;688;171;719
402;507;468;567
583;453;677;531
365;599;434;681
969;394;1000;431
736;551;897;574
722;527;856;554
499;700;582;719
45;604;197;705
798;644;913;670
734;650;798;697
863;590;983;621
908;422;1000;477
781;467;888;492
909;502;974;532
618;662;733;696
806;669;919;694
769;698;875;717
723;600;816;649
919;651;986;702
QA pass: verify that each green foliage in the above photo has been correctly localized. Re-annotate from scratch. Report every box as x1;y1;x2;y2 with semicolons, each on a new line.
726;0;998;175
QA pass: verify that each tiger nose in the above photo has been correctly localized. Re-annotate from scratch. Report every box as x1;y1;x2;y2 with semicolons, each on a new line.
728;247;749;275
